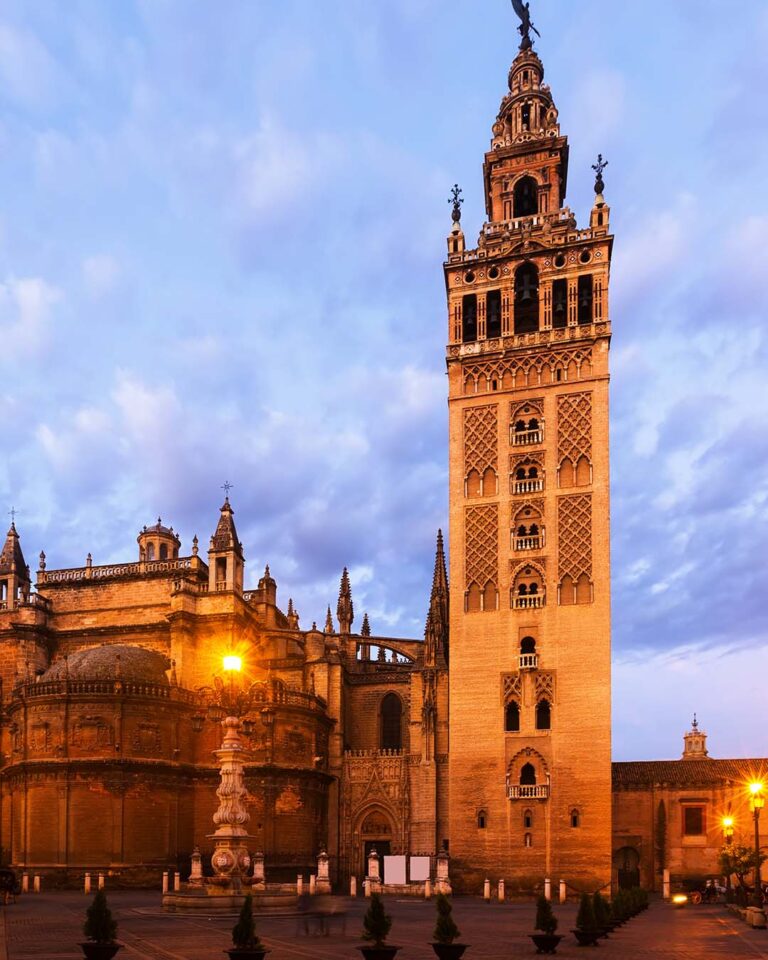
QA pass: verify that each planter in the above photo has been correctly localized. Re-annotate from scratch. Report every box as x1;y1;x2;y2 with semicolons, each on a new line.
80;945;121;960
529;933;563;954
431;944;468;960
571;929;600;947
358;947;401;960
226;950;270;960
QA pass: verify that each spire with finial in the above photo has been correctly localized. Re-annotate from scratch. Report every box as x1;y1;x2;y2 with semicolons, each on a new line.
361;612;371;638
337;567;354;635
324;605;335;634
682;713;709;760
287;597;299;630
424;529;449;666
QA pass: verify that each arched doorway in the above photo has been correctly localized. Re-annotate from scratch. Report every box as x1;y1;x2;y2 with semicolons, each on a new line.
614;846;640;889
359;809;394;878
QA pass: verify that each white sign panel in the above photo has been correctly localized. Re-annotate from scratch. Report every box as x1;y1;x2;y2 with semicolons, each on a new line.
409;856;431;882
383;855;407;885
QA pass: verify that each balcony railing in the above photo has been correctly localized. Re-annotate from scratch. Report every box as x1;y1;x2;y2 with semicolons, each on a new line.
507;784;549;800
512;478;544;495
514;536;542;551
511;428;543;446
512;594;545;610
0;594;50;613
519;653;538;670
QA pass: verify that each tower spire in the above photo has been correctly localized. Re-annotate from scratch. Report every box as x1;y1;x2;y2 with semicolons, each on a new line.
424;529;449;665
337;567;354;635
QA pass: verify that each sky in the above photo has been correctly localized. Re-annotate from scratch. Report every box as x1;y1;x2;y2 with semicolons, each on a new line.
1;1;767;761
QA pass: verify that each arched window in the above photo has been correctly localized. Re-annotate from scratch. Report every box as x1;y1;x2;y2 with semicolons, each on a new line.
514;263;539;334
159;543;168;560
477;809;487;829
462;294;477;343
147;543;155;561
576;573;592;604
521;103;531;130
524;832;533;847
552;279;568;328
570;809;581;828
521;636;536;655
523;809;533;828
578;275;593;324
513;177;538;218
380;693;403;750
487;290;502;339
520;763;537;786
505;702;520;732
466;582;481;613
536;700;551;731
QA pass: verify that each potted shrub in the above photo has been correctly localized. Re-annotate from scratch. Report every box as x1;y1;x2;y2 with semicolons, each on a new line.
359;892;400;960
228;895;268;960
572;892;599;947
592;892;611;937
611;890;627;925
529;894;563;954
81;889;120;960
431;892;468;960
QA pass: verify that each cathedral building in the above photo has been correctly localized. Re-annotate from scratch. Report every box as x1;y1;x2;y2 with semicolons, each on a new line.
0;26;763;894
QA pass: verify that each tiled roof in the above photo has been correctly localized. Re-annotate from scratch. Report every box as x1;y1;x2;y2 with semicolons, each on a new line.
612;758;768;787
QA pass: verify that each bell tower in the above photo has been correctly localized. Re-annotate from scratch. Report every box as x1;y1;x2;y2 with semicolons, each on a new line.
444;23;613;889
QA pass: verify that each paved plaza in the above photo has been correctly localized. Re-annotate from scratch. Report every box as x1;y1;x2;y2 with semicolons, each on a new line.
0;893;766;960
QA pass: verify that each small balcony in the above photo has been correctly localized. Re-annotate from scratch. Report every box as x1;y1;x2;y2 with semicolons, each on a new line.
507;784;549;800
514;535;542;551
511;428;543;447
512;478;544;495
519;653;538;670
512;594;545;610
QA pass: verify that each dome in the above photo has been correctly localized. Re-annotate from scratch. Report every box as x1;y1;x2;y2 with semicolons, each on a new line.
42;644;171;684
138;517;180;541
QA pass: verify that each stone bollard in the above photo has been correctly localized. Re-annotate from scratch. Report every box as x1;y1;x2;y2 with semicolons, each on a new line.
297;874;303;895
252;852;265;888
162;871;169;894
188;848;203;887
98;873;105;891
350;876;357;897
559;879;566;904
309;874;316;896
544;877;551;901
33;875;40;893
662;869;670;900
21;873;28;894
173;872;181;892
316;850;331;895
483;878;491;902
424;879;432;899
364;879;371;898
498;879;505;902
84;873;91;895
435;847;452;895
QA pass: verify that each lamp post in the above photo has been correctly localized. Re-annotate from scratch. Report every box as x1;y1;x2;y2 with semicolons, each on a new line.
722;815;734;901
749;782;765;914
192;655;273;893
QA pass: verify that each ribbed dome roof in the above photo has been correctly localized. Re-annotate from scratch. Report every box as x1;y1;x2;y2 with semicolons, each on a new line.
42;644;171;684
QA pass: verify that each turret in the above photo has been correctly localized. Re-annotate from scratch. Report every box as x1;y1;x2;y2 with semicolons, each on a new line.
207;497;244;593
137;518;180;563
0;522;30;607
682;715;709;760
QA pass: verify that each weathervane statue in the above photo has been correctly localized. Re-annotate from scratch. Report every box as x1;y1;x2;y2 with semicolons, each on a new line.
511;0;540;50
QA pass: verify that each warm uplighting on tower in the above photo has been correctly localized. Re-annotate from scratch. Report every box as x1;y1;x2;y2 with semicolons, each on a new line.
223;654;242;673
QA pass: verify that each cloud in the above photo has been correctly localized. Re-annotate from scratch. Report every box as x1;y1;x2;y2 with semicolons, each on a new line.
0;277;61;360
0;21;64;107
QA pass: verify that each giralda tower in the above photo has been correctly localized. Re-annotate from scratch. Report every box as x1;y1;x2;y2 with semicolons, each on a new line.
444;16;613;888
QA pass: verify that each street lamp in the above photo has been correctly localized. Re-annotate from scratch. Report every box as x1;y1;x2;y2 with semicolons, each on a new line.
722;815;735;900
749;782;765;913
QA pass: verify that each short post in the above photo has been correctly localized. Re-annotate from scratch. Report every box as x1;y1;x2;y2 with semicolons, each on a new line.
498;879;505;902
364;879;371;898
662;868;670;900
173;871;181;892
483;878;491;902
98;873;105;891
435;847;452;895
544;877;551;901
251;851;265;888
188;847;203;887
84;873;91;895
424;878;432;899
350;876;357;897
162;871;169;894
559;879;566;904
309;874;316;896
316;850;331;894
33;875;40;894
297;874;304;895
21;873;28;894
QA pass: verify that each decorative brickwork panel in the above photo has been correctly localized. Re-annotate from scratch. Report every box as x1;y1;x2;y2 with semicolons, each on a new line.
557;495;592;582
557;392;592;466
465;505;499;589
460;346;593;394
502;673;523;705
534;672;555;703
463;404;498;476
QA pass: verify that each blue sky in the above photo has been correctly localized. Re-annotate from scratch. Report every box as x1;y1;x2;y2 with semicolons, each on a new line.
1;1;767;761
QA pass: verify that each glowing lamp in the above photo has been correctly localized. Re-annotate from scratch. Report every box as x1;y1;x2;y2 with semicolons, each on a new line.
672;894;688;906
223;655;242;673
750;782;765;809
722;816;734;828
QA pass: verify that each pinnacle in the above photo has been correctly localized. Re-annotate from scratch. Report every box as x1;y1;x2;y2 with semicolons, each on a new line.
361;612;371;638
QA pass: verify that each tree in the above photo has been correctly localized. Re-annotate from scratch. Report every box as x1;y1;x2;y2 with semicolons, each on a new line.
83;889;117;944
534;894;558;935
433;893;460;944
592;891;610;930
655;800;667;875
575;893;597;934
362;893;392;946
719;844;767;893
232;894;262;950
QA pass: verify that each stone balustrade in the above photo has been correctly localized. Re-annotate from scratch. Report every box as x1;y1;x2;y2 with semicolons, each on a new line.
511;428;543;446
512;479;544;494
514;536;542;551
512;594;545;610
507;784;549;800
519;653;538;670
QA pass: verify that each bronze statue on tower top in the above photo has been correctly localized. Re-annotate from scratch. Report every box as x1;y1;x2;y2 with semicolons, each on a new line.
511;0;541;50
